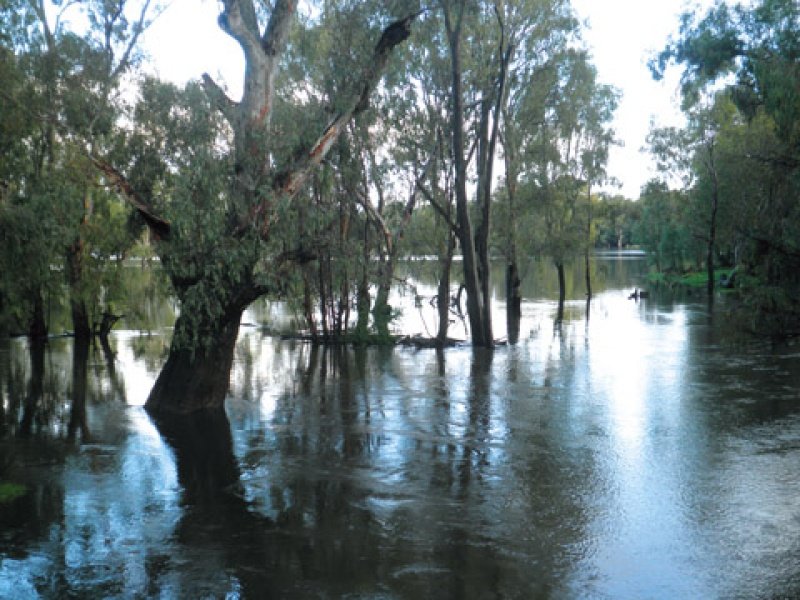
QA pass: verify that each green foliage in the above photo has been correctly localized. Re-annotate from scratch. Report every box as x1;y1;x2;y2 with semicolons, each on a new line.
594;194;640;248
0;481;27;504
0;0;156;336
634;180;697;272
0;0;629;348
649;0;800;318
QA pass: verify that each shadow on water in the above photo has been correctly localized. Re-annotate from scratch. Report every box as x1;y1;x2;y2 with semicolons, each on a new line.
67;338;90;443
3;256;800;597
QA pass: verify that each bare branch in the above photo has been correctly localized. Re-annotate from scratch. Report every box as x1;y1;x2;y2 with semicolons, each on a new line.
110;0;157;81
357;189;393;254
270;12;422;206
90;157;171;240
393;151;437;248
417;182;457;232
201;73;238;123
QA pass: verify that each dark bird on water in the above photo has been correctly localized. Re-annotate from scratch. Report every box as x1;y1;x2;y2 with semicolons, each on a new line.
628;288;649;300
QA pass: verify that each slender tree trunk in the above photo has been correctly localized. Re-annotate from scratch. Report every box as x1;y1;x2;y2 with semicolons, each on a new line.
319;259;330;339
437;233;455;343
475;41;513;346
707;173;719;299
585;184;593;300
504;169;521;344
355;220;370;339
19;340;46;436
302;266;318;338
355;276;370;339
443;2;487;347
502;114;522;345
556;260;566;322
475;99;494;345
66;242;92;340
506;261;521;344
584;251;592;299
67;186;94;340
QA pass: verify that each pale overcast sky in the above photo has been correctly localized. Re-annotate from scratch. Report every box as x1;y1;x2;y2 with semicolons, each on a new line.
570;0;709;198
142;0;706;199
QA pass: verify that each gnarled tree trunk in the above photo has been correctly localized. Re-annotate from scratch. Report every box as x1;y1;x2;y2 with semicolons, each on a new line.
146;308;244;415
97;2;419;415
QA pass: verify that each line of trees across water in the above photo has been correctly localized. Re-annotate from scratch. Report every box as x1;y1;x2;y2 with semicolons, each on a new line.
1;0;798;415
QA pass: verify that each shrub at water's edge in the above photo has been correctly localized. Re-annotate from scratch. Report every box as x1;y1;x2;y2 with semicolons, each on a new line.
0;481;27;504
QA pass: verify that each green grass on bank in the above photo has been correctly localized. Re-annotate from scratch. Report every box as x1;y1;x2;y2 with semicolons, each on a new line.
648;268;735;289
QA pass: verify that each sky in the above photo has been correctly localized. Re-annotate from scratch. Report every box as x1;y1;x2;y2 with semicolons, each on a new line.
570;0;707;198
141;0;709;199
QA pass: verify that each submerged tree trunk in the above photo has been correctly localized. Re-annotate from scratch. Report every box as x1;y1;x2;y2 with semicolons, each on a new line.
506;261;521;344
67;337;90;442
556;260;566;322
154;407;243;504
584;251;592;300
66;186;93;340
585;184;593;300
28;291;48;340
145;306;245;415
354;219;371;339
19;340;45;436
100;3;419;415
502;110;522;345
436;233;456;343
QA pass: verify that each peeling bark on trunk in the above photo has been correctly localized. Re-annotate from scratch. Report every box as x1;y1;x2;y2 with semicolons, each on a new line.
99;2;418;415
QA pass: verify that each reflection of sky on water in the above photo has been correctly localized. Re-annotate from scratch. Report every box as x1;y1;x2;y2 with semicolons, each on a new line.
0;406;182;597
3;257;800;597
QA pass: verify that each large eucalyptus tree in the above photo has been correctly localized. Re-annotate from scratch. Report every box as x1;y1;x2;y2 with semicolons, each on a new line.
95;0;419;414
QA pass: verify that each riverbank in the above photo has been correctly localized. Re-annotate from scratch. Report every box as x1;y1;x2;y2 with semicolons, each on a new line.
647;267;736;290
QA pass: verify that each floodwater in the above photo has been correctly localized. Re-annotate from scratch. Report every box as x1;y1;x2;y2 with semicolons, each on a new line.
2;255;800;598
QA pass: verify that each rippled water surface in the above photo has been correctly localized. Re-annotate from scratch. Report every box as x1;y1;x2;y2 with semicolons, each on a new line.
2;256;800;598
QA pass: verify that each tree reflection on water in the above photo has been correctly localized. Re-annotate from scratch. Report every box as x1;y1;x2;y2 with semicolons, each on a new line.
2;258;800;597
